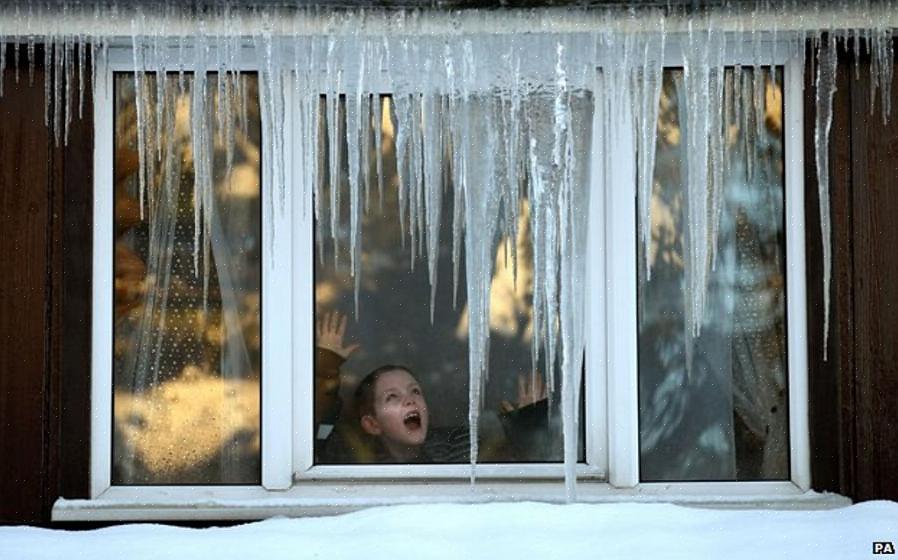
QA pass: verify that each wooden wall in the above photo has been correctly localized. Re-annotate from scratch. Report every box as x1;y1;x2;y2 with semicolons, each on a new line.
1;39;898;524
0;46;92;525
806;42;898;502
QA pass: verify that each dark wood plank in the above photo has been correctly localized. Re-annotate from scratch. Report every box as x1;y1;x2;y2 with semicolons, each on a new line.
849;50;898;502
805;41;853;496
0;51;51;524
829;48;857;500
55;45;93;502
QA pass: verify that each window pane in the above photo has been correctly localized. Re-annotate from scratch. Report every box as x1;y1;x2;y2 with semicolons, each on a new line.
314;95;587;465
113;74;261;484
638;68;788;481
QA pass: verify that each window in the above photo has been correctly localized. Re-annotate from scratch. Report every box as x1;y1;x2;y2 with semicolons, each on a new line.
638;67;790;482
112;72;262;485
67;36;811;520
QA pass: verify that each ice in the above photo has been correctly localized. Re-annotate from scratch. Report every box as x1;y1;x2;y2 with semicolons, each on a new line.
345;35;363;314
131;25;148;220
422;91;444;322
682;22;713;341
815;33;838;360
0;41;6;97
636;22;665;280
462;97;502;481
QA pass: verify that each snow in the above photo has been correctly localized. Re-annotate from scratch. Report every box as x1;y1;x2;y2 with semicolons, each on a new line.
2;501;896;560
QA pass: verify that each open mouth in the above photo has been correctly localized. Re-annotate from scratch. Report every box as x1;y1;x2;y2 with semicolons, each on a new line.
403;410;422;430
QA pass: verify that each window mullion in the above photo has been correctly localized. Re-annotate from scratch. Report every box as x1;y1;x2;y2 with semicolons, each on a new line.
784;52;810;491
261;72;295;490
585;73;608;477
291;84;316;478
91;52;115;499
605;85;640;488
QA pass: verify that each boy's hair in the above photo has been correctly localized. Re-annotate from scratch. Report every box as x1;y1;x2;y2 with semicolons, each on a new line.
354;364;416;420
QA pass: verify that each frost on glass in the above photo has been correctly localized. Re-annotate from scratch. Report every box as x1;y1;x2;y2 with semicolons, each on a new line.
113;73;261;485
638;68;788;482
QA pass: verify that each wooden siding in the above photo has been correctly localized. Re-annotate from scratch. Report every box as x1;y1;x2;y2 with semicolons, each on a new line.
0;45;92;525
806;41;898;502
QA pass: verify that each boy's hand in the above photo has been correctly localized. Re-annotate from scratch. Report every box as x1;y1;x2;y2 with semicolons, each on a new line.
500;373;548;413
316;311;360;359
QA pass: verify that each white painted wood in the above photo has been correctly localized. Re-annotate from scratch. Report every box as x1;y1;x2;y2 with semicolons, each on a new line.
90;54;114;500
663;38;792;67
784;52;811;492
52;481;849;521
292;84;316;477
585;73;608;477
88;36;813;511
261;68;295;490
301;463;605;480
605;81;640;489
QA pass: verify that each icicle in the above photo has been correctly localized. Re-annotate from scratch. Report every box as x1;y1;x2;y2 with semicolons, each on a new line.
393;92;412;250
0;41;6;98
326;37;341;264
359;40;373;215
27;35;35;87
708;31;727;269
78;39;87;120
872;25;894;123
345;35;364;317
374;94;385;210
463;98;502;484
13;38;20;85
63;36;74;145
132;22;148;220
682;22;713;341
558;89;589;502
360;96;372;217
190;26;212;283
422;91;443;323
637;22;665;281
43;37;51;130
409;93;425;269
815;33;838;360
450;85;467;310
504;43;522;288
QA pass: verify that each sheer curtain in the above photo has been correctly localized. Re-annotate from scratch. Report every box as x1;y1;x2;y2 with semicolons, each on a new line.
638;67;788;481
113;74;262;484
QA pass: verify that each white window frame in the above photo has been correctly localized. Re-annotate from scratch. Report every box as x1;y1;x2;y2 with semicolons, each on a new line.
55;37;817;521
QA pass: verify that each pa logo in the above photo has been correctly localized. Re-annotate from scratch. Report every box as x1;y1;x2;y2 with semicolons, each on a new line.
874;541;896;555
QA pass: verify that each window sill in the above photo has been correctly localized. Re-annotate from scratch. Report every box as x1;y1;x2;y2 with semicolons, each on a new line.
52;482;850;521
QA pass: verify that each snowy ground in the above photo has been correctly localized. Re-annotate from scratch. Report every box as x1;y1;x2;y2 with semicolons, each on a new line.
2;501;896;559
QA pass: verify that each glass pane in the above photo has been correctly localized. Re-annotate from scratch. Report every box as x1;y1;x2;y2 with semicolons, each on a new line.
113;73;261;484
638;67;788;481
314;95;587;465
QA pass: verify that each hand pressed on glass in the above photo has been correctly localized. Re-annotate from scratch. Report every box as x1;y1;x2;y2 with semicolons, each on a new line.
499;374;548;414
315;311;360;427
316;311;360;359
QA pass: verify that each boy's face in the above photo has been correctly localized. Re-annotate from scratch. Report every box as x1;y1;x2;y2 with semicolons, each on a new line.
362;369;429;449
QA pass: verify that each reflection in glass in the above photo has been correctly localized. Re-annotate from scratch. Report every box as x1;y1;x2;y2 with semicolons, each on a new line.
113;74;261;484
638;68;788;481
314;95;588;465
